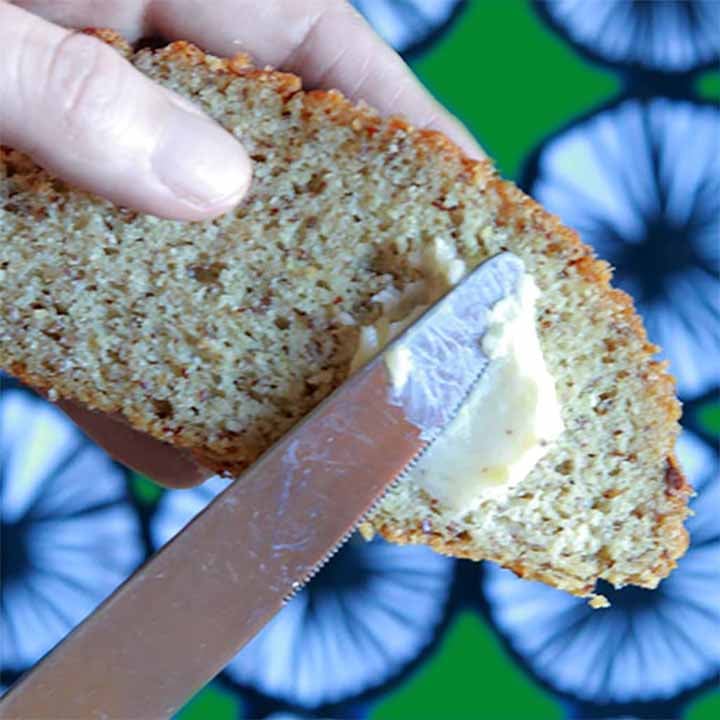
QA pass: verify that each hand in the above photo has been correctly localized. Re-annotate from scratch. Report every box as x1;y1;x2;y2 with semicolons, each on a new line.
2;0;482;488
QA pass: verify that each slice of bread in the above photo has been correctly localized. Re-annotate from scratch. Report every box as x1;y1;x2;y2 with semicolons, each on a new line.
0;31;690;600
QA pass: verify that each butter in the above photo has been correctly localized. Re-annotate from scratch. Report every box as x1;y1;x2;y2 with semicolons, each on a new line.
384;345;413;392
351;238;465;372
407;273;564;514
352;239;563;516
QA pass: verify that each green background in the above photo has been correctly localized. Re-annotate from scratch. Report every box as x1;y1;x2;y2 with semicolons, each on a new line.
173;1;720;717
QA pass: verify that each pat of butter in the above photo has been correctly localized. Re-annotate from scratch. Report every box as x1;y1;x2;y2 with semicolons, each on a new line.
351;238;564;516
406;273;564;514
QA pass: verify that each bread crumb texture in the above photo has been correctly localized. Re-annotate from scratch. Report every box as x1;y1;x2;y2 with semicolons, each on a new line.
0;31;690;599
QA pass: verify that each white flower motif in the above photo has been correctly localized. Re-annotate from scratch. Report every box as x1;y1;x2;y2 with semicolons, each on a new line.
481;429;720;704
0;387;144;671
152;476;455;709
526;97;719;397
351;0;464;55
535;0;720;73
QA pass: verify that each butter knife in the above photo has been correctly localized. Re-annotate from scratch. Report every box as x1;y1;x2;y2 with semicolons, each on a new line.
0;252;524;720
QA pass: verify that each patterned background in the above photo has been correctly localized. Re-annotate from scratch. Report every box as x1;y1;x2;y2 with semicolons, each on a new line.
1;1;719;718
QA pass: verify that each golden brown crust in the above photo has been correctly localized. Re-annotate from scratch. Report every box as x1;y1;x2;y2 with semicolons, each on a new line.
82;28;133;56
1;33;690;598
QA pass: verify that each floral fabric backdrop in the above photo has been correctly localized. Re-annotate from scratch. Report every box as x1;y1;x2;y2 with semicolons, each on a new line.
1;1;719;718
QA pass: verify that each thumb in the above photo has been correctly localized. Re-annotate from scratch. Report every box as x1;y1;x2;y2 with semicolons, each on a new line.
0;2;251;220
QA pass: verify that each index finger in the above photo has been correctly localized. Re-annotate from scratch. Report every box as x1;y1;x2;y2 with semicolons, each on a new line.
13;0;483;157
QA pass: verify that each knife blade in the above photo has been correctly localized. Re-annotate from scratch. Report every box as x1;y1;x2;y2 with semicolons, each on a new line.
0;252;524;720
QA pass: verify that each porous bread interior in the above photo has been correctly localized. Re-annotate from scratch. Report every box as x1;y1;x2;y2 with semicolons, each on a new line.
0;34;690;598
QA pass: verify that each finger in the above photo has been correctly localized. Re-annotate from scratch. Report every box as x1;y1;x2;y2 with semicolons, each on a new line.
151;0;484;158
12;0;483;158
0;1;251;220
278;2;483;159
6;0;151;42
58;400;212;489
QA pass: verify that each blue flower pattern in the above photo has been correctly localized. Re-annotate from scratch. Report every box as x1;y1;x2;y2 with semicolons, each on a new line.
534;0;720;74
0;384;144;676
152;476;455;711
350;0;465;57
482;431;720;707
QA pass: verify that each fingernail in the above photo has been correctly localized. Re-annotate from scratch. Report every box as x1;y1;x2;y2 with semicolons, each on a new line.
152;106;251;211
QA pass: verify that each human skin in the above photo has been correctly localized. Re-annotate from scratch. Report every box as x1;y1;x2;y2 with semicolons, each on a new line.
1;0;481;487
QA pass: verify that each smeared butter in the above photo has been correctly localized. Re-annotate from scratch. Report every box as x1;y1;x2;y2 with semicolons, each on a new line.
406;273;564;514
351;239;564;516
350;238;464;372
